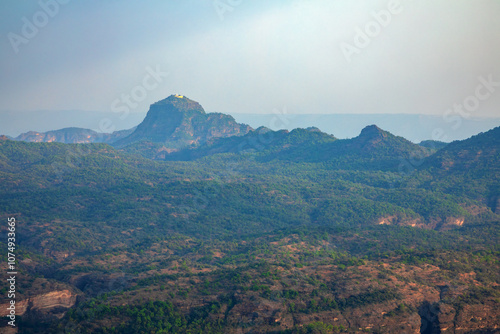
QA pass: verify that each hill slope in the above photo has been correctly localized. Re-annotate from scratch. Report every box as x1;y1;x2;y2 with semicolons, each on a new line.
0;129;500;334
270;125;431;170
160;126;337;161
163;124;431;172
0;120;499;333
418;126;500;212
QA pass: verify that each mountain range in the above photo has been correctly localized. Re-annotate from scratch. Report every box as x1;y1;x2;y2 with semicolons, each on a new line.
12;95;252;151
9;95;444;164
0;95;499;333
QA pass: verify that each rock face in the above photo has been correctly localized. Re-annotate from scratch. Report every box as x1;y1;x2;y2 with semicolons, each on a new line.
114;94;252;149
28;290;77;313
490;196;500;213
416;299;500;334
0;290;77;317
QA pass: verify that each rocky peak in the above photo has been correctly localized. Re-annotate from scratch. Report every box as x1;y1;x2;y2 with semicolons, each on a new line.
358;125;387;140
151;94;205;114
115;95;252;149
305;126;321;132
349;124;392;149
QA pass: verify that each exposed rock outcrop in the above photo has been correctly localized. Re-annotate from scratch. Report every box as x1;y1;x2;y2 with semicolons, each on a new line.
0;289;77;317
114;95;252;149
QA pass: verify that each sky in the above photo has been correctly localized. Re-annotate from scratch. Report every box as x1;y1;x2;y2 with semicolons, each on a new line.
0;0;499;136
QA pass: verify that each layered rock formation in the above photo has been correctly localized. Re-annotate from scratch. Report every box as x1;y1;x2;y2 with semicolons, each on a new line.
0;289;77;317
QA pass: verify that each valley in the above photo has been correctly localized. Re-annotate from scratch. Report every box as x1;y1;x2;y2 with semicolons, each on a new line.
0;96;499;333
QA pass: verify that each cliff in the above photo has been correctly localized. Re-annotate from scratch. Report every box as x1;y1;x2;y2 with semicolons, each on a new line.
114;94;252;150
0;289;77;317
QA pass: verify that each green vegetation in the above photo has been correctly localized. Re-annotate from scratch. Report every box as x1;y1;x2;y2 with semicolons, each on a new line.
1;125;499;333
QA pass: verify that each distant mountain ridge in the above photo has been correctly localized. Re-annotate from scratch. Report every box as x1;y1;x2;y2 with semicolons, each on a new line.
230;113;500;143
14;127;135;144
9;95;450;164
162;123;432;171
11;95;252;149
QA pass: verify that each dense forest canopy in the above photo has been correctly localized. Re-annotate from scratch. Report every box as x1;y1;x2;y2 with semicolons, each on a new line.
0;114;499;333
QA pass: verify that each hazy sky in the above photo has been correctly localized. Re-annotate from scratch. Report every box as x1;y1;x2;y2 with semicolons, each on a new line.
1;0;499;119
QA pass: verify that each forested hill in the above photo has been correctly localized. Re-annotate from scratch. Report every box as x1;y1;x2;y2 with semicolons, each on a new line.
0;122;499;333
416;125;500;211
422;125;500;172
158;126;337;161
157;123;431;173
0;125;498;233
